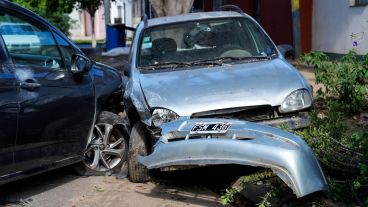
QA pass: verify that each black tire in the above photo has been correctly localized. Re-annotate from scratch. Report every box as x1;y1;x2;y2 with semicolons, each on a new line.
76;111;130;176
128;122;150;182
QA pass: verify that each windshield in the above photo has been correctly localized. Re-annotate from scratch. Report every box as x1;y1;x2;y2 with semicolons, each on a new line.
138;18;277;68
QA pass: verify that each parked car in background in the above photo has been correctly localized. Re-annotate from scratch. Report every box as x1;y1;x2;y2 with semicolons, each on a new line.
0;0;129;185
123;8;328;198
0;23;41;53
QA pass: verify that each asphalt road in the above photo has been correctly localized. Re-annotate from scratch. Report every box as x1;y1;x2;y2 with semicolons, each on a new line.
0;165;252;207
0;167;219;207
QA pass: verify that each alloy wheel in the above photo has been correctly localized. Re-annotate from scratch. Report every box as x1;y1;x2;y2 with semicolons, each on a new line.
84;123;127;171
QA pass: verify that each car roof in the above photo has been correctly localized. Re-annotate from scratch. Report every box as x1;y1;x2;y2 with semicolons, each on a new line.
147;11;250;27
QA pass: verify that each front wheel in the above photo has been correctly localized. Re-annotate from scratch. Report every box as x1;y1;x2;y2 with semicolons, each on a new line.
76;111;129;175
128;122;150;182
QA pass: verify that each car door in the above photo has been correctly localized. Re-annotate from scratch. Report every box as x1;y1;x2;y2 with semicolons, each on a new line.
0;38;17;178
0;8;95;172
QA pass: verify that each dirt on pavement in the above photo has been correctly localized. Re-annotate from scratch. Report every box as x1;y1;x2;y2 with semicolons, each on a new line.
71;177;222;207
0;167;224;207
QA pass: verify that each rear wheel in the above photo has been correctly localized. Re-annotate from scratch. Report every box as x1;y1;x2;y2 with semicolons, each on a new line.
128;122;150;182
76;111;129;175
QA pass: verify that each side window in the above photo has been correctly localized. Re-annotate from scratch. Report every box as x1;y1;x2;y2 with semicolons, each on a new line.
54;32;76;69
0;9;63;69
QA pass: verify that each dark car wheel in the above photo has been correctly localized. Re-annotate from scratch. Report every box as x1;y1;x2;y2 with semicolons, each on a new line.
76;111;129;176
128;122;150;183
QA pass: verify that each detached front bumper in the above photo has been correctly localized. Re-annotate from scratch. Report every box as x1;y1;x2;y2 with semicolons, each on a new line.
138;118;328;198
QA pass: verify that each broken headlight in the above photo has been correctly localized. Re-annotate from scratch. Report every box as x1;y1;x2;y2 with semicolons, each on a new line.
279;89;312;113
152;108;179;126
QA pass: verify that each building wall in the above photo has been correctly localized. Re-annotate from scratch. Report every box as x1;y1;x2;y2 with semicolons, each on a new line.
300;0;312;54
69;7;106;40
259;0;293;46
313;0;368;55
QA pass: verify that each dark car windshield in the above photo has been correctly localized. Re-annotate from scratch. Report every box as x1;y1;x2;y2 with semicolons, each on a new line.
138;18;277;68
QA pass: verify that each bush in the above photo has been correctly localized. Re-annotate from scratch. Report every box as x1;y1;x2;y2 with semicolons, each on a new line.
295;108;368;205
295;101;348;168
350;132;368;205
13;0;76;35
301;50;368;113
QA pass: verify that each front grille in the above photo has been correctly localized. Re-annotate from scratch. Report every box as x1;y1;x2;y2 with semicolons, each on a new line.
191;106;276;122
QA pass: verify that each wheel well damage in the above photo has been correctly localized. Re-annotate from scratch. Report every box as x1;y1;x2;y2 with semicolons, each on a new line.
101;90;125;115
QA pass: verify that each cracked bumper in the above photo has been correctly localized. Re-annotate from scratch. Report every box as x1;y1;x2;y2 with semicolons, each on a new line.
138;118;328;197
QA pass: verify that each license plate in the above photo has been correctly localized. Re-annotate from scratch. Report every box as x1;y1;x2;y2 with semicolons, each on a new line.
190;122;231;134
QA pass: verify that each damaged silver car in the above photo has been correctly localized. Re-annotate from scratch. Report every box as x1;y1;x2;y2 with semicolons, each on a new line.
123;8;328;197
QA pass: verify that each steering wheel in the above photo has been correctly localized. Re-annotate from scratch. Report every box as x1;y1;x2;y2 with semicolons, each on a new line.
218;44;252;58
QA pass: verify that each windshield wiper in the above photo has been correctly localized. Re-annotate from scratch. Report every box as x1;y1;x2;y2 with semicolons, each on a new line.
194;55;275;65
140;62;192;70
139;55;277;70
139;61;222;70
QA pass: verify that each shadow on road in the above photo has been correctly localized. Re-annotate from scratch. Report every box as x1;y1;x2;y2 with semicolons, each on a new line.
139;165;262;206
0;164;264;207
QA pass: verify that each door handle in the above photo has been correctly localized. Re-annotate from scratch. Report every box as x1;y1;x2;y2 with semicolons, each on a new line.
20;79;41;91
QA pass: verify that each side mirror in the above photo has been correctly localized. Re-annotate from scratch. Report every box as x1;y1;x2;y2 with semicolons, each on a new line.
277;44;295;59
123;61;131;76
71;54;92;74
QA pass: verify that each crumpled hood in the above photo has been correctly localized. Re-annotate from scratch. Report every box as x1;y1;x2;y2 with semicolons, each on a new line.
139;58;308;116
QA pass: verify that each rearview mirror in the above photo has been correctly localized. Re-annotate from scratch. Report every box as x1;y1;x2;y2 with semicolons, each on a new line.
71;54;92;74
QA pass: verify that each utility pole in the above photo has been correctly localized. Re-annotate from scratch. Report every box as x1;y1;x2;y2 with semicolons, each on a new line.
291;0;301;58
104;0;111;25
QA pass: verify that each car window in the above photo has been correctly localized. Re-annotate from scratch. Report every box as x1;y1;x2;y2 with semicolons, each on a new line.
0;9;63;69
54;32;76;69
138;18;277;68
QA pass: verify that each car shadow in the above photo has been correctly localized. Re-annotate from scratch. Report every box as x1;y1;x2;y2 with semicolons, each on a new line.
0;166;80;206
137;165;262;206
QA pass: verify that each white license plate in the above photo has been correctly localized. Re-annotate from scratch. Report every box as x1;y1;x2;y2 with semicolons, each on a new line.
190;122;231;134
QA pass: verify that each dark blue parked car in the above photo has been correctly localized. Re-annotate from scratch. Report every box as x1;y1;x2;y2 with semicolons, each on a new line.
0;0;129;184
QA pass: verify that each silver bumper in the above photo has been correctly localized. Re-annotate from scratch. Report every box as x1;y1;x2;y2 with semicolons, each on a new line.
138;118;328;197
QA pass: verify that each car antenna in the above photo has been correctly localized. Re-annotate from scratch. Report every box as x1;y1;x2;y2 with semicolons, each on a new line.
141;14;148;27
220;5;246;16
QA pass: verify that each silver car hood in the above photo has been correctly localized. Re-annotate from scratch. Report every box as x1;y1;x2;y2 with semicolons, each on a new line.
139;59;307;116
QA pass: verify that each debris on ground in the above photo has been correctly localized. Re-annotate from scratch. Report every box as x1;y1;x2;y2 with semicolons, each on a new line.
102;47;130;57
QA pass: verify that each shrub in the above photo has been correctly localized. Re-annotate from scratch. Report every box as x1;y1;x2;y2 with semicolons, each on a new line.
301;50;368;113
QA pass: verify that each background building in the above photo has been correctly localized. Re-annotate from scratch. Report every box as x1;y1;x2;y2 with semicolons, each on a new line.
69;0;368;57
313;0;368;56
69;0;146;41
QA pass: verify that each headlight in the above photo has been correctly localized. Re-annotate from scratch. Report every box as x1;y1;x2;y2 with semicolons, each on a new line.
152;108;179;126
279;89;312;113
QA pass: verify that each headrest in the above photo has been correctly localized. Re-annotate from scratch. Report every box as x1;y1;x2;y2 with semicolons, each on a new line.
151;38;177;56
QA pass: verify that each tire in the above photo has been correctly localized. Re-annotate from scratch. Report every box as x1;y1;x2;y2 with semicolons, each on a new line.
128;122;150;182
76;111;130;176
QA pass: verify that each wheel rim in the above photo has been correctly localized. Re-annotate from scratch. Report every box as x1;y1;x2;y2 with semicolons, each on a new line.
84;123;127;171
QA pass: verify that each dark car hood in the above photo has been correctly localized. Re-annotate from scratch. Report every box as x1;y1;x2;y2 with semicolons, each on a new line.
139;58;308;116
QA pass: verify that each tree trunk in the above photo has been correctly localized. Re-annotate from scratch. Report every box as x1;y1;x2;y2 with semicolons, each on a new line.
91;14;97;48
149;0;194;17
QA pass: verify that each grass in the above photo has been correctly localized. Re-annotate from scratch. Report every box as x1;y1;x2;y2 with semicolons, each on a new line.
72;39;106;45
